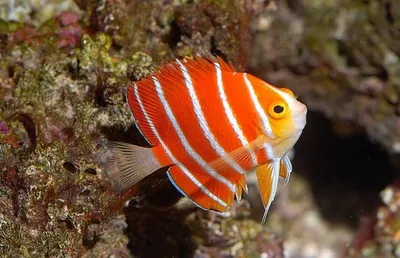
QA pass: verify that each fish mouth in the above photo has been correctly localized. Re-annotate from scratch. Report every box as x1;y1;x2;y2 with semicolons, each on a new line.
294;105;307;130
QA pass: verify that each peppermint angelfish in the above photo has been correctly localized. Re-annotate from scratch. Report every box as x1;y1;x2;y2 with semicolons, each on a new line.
106;56;307;223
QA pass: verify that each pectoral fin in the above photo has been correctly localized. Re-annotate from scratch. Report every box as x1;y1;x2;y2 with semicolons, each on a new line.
208;135;267;172
256;160;280;223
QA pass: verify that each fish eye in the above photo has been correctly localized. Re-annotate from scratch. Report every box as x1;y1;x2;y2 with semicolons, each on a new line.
273;105;284;114
268;101;287;119
281;88;295;97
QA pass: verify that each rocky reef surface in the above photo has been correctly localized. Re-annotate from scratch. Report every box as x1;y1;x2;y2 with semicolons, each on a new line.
0;0;399;257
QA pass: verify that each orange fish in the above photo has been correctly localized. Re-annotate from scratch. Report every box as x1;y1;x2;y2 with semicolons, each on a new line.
106;56;307;222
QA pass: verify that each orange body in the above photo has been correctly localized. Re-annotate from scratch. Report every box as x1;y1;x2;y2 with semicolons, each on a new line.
125;56;307;217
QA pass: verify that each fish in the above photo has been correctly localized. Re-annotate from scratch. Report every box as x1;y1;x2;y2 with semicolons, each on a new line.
105;56;307;223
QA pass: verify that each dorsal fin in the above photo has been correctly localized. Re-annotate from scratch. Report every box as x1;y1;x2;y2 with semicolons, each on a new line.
182;55;235;74
153;55;235;91
127;80;160;147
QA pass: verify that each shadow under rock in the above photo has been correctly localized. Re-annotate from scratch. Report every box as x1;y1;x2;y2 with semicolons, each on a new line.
123;166;196;258
293;111;396;227
124;198;196;258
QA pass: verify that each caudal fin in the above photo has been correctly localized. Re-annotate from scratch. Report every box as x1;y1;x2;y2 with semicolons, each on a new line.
105;141;162;192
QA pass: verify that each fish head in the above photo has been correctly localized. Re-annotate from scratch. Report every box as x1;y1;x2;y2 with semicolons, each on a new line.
258;81;307;156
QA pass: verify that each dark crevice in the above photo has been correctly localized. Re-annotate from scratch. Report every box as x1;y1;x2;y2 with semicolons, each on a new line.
337;40;361;69
293;111;396;227
0;33;7;56
124;202;195;258
122;163;193;257
13;112;37;150
60;218;74;230
165;20;184;49
7;65;15;78
63;161;77;174
373;66;389;82
286;0;306;15
84;168;97;175
82;234;100;249
210;37;228;62
385;2;394;24
94;73;113;107
94;85;109;107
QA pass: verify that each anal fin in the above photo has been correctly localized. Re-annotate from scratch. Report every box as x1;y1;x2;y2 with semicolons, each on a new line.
235;175;248;202
235;186;242;203
167;166;233;212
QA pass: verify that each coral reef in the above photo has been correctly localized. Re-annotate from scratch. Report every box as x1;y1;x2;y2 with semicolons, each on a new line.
1;0;399;257
0;27;132;257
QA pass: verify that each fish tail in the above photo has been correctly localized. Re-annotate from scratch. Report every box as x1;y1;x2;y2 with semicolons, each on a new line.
105;141;162;193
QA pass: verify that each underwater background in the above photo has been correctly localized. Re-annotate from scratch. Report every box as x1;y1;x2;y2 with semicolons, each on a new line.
0;0;399;257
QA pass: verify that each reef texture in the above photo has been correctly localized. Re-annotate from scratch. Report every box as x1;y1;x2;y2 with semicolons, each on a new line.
344;181;400;257
0;0;399;258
